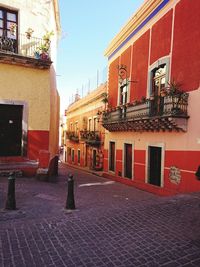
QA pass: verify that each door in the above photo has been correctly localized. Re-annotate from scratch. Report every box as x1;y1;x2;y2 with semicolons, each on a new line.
148;146;162;186
92;149;96;169
124;144;132;179
0;104;23;156
109;141;115;172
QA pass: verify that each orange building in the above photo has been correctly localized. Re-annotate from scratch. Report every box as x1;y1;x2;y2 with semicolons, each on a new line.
0;0;61;175
103;0;200;195
64;83;107;171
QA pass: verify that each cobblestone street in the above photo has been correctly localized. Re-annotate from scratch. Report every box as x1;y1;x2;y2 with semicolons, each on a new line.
1;164;200;267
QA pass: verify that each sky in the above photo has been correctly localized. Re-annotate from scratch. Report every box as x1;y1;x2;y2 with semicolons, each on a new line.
56;0;144;114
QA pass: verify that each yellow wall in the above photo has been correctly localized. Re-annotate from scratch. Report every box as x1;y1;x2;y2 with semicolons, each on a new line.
0;64;50;130
49;66;60;157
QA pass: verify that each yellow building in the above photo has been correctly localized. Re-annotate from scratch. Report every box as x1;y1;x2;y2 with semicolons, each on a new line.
0;0;61;174
64;83;107;171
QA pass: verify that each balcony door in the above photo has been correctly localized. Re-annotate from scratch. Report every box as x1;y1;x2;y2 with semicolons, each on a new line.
150;64;166;116
0;7;18;53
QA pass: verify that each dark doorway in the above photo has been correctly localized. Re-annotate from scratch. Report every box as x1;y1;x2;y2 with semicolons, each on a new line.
148;146;162;186
109;141;115;172
124;144;132;179
0;104;23;156
92;149;96;169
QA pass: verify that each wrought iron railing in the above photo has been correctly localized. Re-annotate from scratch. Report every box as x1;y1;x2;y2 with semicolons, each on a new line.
66;131;79;142
0;33;51;59
80;130;101;146
102;94;189;124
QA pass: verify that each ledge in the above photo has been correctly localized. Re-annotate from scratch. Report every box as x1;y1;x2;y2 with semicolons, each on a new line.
0;52;52;69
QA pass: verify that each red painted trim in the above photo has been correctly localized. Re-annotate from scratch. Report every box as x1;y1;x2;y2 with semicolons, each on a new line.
27;130;49;160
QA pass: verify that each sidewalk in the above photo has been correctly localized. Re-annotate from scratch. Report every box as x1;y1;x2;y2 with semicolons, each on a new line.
0;164;200;266
62;161;104;177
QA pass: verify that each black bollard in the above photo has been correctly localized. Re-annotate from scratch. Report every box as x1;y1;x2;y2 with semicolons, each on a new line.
5;172;16;210
65;173;75;210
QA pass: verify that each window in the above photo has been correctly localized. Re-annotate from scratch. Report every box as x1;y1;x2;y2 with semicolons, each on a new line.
118;81;129;119
88;118;92;131
0;7;18;53
93;117;98;131
74;121;78;135
148;58;170;116
152;64;166;96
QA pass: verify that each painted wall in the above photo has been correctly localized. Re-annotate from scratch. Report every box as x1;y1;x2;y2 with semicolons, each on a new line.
65;84;106;169
171;0;200;91
103;0;200;195
0;0;60;65
49;66;60;158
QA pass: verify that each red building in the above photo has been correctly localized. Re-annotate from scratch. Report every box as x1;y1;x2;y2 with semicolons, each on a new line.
103;0;200;195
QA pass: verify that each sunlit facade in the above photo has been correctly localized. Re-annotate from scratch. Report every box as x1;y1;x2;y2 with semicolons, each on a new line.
103;0;200;195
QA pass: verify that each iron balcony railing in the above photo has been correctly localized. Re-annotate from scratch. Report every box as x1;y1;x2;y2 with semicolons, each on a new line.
66;131;79;142
0;33;51;59
102;94;189;132
80;130;101;146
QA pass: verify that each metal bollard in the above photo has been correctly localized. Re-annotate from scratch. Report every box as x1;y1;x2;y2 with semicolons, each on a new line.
65;173;75;210
5;172;16;210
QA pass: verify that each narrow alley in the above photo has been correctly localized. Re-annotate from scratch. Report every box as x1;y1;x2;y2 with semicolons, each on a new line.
1;164;200;267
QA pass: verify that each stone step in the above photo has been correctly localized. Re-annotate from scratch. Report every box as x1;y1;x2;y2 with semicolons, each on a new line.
0;161;38;177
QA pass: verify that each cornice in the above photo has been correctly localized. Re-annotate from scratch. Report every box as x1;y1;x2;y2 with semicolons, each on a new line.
66;83;107;114
104;0;170;60
53;0;61;35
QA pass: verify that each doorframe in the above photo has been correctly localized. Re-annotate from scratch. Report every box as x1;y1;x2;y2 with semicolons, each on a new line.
123;141;134;180
145;142;165;187
108;140;116;173
0;99;28;157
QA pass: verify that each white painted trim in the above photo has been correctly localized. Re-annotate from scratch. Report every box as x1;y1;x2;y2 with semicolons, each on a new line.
145;142;165;187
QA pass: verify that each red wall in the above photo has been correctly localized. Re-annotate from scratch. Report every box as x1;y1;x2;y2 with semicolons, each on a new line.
150;10;173;64
130;30;150;101
108;57;119;107
27;130;49;160
120;46;132;77
171;0;200;91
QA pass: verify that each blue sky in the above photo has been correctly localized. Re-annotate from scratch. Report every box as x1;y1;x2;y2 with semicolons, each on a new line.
57;0;144;113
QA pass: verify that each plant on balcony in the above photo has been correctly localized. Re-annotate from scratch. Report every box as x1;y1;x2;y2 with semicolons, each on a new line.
34;31;54;60
9;23;17;36
25;28;34;39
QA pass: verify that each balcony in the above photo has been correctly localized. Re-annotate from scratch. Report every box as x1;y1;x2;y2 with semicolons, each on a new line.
102;94;189;132
66;131;79;143
80;131;102;146
0;33;52;69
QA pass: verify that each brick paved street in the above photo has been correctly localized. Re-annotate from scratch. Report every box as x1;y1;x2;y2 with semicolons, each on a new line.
1;164;200;267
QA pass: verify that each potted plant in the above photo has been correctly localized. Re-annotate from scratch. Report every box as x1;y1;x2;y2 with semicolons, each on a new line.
25;28;34;39
9;23;17;36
